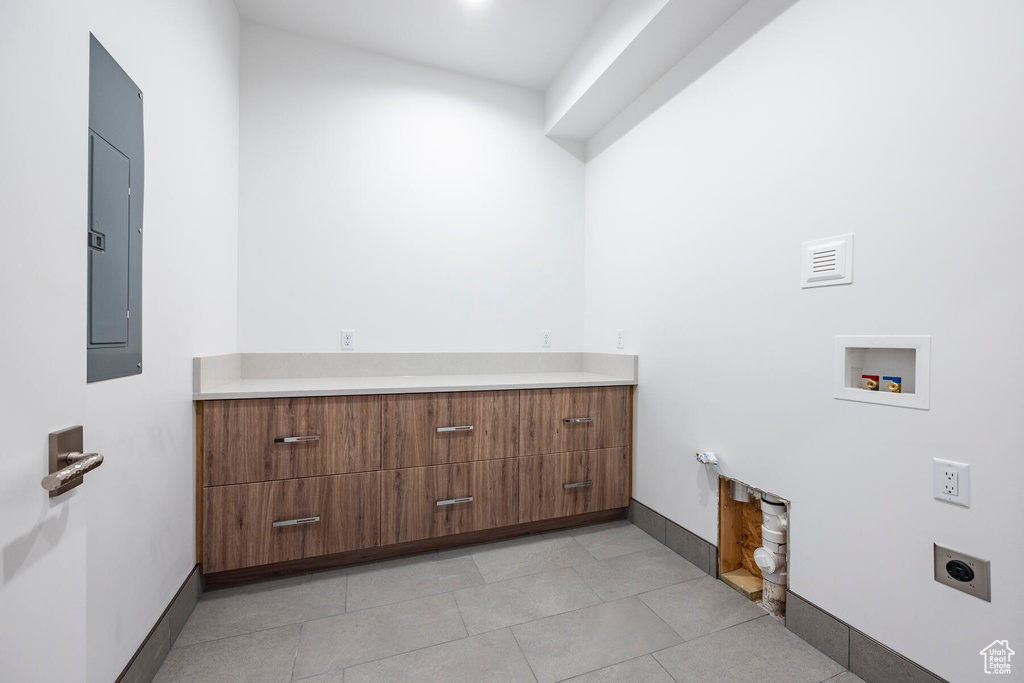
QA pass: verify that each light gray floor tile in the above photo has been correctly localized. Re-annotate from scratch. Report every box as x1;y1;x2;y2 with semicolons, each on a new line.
345;628;535;683
829;673;866;683
439;538;534;561
560;655;675;683
512;597;682;683
654;616;844;683
533;520;625;541
176;571;346;647
573;547;704;601
639;575;765;641
471;534;595;583
292;592;467;679
454;567;602;635
152;624;299;683
346;552;483;612
292;674;345;683
572;521;663;560
204;571;313;596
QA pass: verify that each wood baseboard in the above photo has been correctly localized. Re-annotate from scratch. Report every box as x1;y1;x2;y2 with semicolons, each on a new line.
203;507;626;588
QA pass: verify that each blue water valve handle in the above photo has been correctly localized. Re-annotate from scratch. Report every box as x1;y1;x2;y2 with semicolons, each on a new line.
882;376;902;383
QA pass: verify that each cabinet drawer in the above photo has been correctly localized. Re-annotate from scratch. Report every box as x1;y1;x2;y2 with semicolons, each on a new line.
381;460;517;545
519;386;629;456
381;391;518;469
203;396;381;486
518;448;629;523
203;472;380;574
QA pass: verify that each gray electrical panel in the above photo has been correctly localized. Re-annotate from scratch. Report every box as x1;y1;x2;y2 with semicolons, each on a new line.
88;35;143;382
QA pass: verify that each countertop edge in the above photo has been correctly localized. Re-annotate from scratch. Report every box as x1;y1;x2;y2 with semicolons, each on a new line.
193;377;637;401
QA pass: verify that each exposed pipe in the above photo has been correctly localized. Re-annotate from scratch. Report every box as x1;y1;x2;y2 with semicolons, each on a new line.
729;479;756;503
755;495;789;616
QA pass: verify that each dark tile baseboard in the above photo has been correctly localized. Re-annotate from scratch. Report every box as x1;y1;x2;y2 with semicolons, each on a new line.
116;564;202;683
628;499;947;683
786;592;948;683
786;591;850;667
628;499;717;578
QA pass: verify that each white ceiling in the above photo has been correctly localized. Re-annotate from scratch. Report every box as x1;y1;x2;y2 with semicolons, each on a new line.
232;0;614;90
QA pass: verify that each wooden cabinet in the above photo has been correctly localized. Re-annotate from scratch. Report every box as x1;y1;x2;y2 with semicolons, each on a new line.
203;472;380;574
517;448;629;523
381;459;518;545
198;384;631;580
381;391;518;469
520;386;630;456
203;395;381;486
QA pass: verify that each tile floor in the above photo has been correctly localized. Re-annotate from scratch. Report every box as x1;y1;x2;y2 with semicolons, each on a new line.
155;520;864;683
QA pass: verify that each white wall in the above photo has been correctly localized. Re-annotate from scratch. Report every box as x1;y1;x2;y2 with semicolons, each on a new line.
583;1;1024;680
84;1;240;681
238;23;585;353
545;0;668;131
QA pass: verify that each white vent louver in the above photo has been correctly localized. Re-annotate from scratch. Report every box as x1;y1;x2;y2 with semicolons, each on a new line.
801;234;853;288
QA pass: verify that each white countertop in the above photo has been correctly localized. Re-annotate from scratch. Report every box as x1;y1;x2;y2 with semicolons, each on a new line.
194;371;634;400
193;353;638;400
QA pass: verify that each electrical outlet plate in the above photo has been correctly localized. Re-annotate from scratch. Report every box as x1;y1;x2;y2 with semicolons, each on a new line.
616;329;625;349
341;329;355;350
541;330;551;348
933;458;970;507
934;543;990;601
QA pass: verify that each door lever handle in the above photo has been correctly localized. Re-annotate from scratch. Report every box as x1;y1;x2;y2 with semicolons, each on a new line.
42;452;104;493
43;426;104;497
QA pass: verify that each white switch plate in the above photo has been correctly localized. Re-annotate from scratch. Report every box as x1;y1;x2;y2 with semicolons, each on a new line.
933;458;970;508
616;329;625;349
541;330;551;348
341;329;355;350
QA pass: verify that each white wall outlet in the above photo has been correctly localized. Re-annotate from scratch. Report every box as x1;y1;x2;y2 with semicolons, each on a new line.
933;458;970;508
942;470;958;496
341;329;355;350
616;329;625;349
541;330;551;348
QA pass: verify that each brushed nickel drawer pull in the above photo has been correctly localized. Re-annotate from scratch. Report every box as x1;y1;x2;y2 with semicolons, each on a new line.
272;516;321;528
436;496;474;506
563;480;594;489
563;417;594;423
436;425;474;433
274;435;321;443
